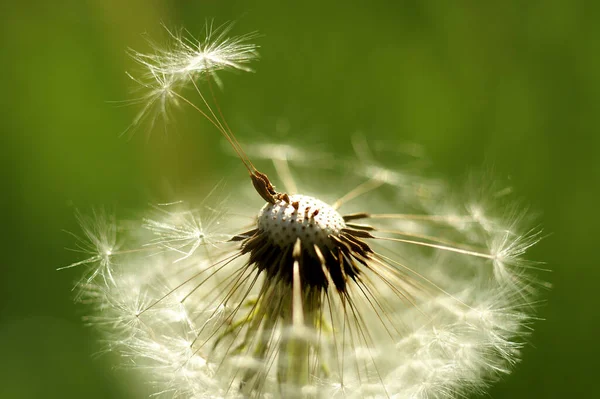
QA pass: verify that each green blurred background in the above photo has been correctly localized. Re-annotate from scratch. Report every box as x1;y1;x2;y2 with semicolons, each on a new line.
1;0;598;398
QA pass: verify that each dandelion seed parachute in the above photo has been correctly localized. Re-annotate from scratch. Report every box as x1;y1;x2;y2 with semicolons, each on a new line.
65;23;544;399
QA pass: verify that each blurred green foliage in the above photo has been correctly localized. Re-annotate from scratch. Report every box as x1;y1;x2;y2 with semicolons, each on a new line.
1;1;598;398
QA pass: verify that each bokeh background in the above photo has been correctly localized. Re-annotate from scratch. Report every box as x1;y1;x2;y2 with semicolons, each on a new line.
1;1;598;398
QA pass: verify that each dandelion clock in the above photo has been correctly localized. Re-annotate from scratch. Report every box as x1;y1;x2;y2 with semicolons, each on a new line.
62;22;546;399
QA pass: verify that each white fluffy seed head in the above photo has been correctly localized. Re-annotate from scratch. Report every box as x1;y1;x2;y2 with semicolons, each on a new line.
257;194;346;249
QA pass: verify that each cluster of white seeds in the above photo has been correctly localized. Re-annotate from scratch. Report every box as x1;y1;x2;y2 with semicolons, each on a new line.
65;23;544;399
257;194;346;249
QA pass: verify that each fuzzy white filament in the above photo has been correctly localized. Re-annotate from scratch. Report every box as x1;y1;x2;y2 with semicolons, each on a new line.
64;23;544;399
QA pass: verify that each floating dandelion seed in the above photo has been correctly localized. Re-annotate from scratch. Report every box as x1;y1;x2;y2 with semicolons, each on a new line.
63;22;545;399
123;22;259;135
60;210;119;289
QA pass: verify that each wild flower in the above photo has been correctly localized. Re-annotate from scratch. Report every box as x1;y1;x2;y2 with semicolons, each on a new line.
64;22;545;399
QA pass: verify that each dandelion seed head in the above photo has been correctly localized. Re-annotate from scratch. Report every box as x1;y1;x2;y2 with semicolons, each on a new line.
64;22;547;399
